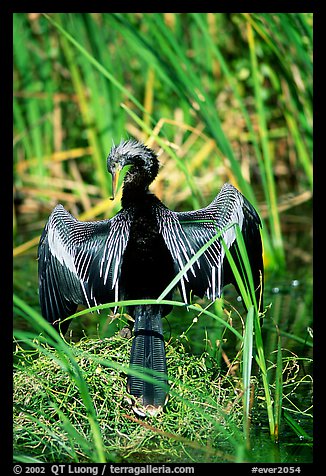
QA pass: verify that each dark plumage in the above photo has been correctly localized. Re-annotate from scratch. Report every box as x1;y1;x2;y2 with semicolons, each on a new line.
38;139;264;416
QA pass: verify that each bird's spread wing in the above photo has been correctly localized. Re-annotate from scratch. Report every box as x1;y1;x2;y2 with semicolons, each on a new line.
157;183;263;307
38;204;131;327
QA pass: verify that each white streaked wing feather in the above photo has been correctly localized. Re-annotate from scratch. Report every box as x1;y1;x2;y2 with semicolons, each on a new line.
157;184;250;302
39;205;131;323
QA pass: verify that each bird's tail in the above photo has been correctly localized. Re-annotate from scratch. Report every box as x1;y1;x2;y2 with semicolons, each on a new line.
127;305;168;416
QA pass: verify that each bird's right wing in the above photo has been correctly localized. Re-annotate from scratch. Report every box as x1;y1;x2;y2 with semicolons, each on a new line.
38;204;131;329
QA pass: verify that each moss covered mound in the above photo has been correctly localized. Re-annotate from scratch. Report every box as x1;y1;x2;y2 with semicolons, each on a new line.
14;335;244;463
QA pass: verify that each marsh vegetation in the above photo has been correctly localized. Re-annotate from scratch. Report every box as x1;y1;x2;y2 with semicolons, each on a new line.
13;13;313;463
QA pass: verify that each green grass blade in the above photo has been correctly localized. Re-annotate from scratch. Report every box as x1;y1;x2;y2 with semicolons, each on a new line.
43;14;146;115
53;297;244;342
283;410;313;442
13;294;107;463
156;221;233;303
247;21;284;266
221;236;254;312
242;305;254;447
254;314;275;440
274;326;283;443
57;17;109;199
284;111;313;188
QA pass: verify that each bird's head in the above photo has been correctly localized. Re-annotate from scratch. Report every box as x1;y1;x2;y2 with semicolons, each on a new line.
107;139;159;199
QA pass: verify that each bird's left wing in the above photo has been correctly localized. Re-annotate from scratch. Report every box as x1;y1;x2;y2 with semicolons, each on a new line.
38;204;131;329
156;183;263;308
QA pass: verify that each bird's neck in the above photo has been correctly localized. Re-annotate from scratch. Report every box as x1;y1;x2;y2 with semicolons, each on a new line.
121;164;158;208
121;184;152;208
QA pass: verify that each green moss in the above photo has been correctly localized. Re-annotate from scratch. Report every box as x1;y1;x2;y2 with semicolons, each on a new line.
14;335;244;463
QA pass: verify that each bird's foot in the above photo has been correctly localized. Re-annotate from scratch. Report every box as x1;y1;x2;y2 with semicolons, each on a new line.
125;393;165;418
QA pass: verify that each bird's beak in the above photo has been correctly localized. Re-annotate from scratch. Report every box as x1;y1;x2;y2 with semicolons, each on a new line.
110;164;132;200
110;167;121;200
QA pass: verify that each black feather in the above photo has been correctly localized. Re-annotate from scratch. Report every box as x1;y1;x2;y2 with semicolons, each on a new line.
38;139;264;414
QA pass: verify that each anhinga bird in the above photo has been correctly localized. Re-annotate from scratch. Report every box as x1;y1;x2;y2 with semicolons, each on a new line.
38;139;263;416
